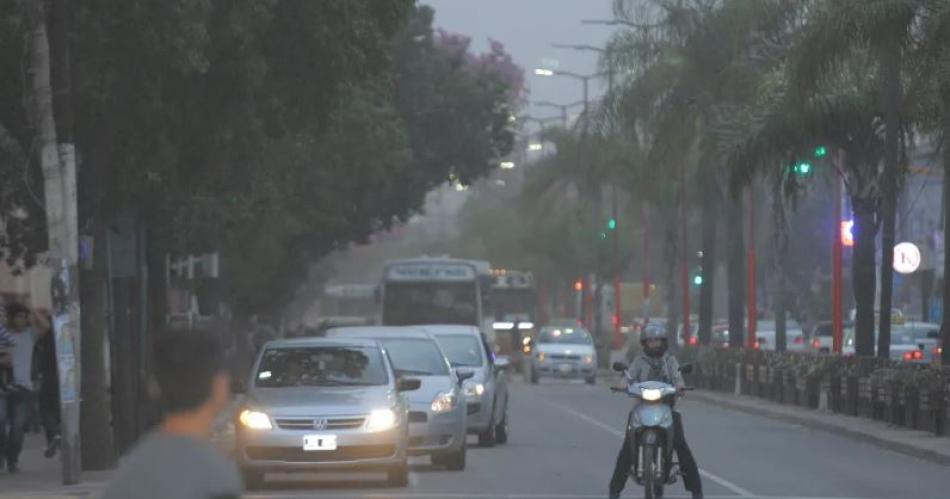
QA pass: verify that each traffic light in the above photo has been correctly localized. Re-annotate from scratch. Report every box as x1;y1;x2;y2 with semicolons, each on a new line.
814;146;827;158
574;279;584;292
692;273;703;286
792;161;813;177
607;217;617;231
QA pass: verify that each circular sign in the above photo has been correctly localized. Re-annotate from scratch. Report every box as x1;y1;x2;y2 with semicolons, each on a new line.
893;242;921;274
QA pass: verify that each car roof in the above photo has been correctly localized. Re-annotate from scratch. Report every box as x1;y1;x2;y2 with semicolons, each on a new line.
416;324;481;337
264;337;381;349
326;326;432;340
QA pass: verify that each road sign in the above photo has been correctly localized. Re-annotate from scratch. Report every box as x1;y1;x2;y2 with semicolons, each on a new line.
893;242;921;274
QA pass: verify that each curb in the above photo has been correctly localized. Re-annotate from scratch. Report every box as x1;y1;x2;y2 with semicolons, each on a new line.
689;390;950;467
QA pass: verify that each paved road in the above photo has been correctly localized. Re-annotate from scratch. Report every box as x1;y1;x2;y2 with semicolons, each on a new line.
244;378;950;499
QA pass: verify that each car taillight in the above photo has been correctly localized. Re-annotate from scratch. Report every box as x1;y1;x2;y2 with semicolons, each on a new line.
936;346;943;356
688;336;698;346
811;338;821;349
904;351;924;361
753;341;761;350
794;336;804;344
903;352;912;361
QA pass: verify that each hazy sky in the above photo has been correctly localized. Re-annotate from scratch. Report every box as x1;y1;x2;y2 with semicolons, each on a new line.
423;0;618;132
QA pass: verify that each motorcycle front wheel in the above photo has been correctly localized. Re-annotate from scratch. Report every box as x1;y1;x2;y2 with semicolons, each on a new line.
641;444;656;499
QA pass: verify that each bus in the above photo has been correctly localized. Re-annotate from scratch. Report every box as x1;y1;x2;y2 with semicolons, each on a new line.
322;284;377;319
380;257;489;329
489;269;536;369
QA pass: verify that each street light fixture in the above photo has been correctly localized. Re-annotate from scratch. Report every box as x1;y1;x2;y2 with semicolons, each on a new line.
500;161;515;169
528;143;543;152
534;68;555;77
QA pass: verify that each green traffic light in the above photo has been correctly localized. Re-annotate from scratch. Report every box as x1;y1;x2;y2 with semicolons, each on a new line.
607;218;617;231
814;146;827;158
693;274;703;286
599;232;607;240
793;161;813;176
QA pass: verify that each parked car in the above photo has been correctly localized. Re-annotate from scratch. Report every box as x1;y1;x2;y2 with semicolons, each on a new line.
529;326;597;385
754;320;806;352
809;321;854;354
419;325;510;447
235;337;420;488
326;326;470;469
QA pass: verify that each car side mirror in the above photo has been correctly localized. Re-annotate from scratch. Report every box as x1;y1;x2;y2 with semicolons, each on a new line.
396;377;422;392
612;361;628;372
679;363;694;374
456;369;475;385
494;355;511;370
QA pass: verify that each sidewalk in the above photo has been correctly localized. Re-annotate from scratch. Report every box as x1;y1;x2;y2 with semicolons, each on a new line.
690;389;950;466
0;435;109;498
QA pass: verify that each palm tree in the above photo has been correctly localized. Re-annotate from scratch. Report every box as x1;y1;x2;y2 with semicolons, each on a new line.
789;0;920;358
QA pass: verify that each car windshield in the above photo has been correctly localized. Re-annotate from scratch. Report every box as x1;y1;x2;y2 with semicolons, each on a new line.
434;335;484;367
379;338;450;376
538;327;592;345
255;346;388;388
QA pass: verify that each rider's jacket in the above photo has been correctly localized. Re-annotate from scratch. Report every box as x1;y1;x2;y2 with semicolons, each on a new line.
625;352;685;389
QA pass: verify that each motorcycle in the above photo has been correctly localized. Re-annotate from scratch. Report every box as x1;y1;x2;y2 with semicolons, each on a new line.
610;361;693;499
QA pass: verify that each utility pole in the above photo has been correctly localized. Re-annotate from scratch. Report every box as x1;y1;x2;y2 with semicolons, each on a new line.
25;0;82;484
747;188;757;348
833;154;844;353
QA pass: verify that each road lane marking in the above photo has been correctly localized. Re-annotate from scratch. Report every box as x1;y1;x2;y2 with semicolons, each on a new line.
244;494;749;498
539;399;756;498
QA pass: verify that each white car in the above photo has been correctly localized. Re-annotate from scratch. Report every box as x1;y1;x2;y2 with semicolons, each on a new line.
754;320;806;352
529;326;597;385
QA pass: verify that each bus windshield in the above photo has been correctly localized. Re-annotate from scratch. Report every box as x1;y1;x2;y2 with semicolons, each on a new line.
383;282;478;326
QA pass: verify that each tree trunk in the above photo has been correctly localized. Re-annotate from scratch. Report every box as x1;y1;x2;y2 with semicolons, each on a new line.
772;178;788;352
698;173;719;346
727;195;746;349
941;96;950;365
665;223;679;350
853;197;878;357
877;39;901;359
25;0;82;483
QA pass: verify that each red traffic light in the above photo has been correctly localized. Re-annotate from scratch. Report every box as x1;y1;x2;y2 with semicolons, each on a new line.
574;280;583;292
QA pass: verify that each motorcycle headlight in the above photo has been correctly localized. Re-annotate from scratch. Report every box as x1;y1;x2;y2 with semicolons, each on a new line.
463;381;485;398
238;409;273;430
641;388;663;401
366;408;398;431
431;392;457;413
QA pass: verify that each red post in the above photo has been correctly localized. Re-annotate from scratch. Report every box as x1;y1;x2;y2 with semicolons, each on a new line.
748;188;757;348
832;160;844;353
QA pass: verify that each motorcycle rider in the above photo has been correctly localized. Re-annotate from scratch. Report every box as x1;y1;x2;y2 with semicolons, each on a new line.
609;323;703;499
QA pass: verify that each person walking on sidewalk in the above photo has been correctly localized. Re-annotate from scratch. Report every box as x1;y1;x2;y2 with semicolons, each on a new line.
32;309;60;458
0;303;50;473
102;330;242;499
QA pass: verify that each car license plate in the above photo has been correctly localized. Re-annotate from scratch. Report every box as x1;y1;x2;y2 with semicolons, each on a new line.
558;363;573;373
303;434;337;451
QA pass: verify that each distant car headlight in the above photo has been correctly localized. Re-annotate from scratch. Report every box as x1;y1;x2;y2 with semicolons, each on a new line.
366;408;398;431
584;355;594;364
641;388;663;401
463;381;485;398
431;392;457;413
517;321;535;330
238;409;273;430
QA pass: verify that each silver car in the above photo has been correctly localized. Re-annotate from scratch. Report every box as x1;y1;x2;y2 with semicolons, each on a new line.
235;337;419;489
420;325;511;447
327;326;470;469
529;326;598;384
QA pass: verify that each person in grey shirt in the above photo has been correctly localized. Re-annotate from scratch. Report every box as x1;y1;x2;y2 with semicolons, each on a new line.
103;330;242;499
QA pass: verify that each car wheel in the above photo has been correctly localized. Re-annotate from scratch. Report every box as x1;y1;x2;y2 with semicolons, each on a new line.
478;407;497;447
387;461;409;487
494;409;509;444
585;375;596;385
437;439;467;470
242;469;265;490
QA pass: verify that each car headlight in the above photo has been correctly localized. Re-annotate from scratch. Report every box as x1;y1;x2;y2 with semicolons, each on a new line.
641;388;663;401
238;409;273;430
366;408;398;431
463;381;485;398
431;392;457;413
584;355;594;364
537;352;546;362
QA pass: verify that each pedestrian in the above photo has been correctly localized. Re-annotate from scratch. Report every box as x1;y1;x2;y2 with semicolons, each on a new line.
32;309;60;458
101;330;242;499
0;302;50;473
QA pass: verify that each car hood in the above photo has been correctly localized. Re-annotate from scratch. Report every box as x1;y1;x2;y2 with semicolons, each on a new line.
246;385;396;416
536;343;595;356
